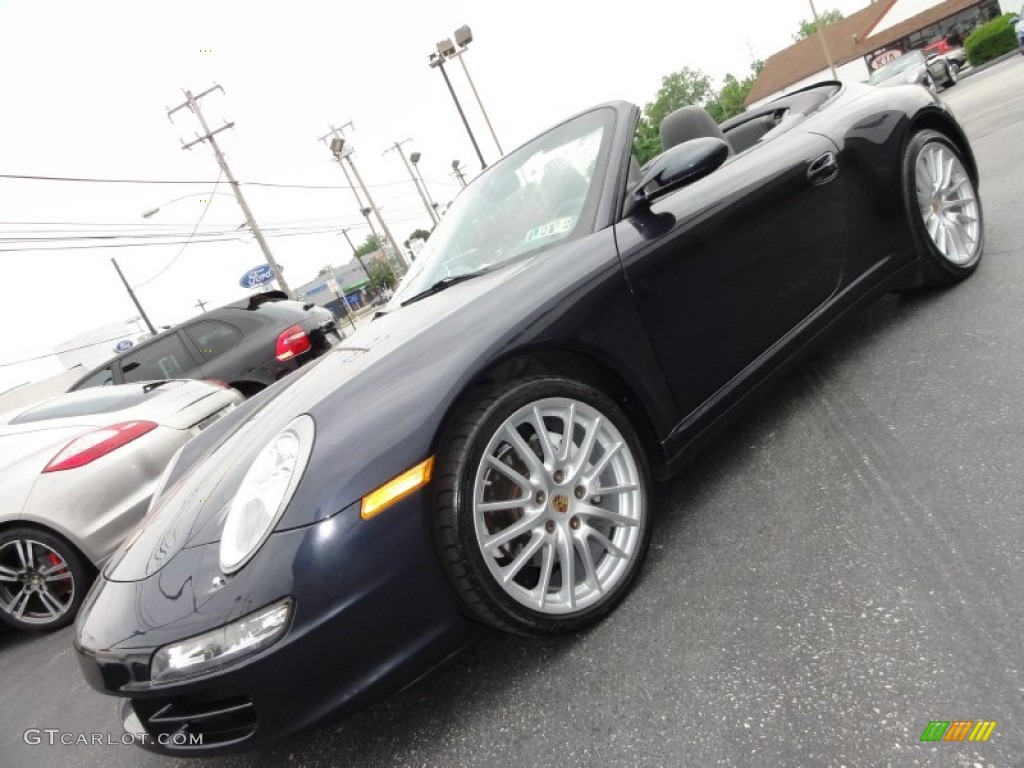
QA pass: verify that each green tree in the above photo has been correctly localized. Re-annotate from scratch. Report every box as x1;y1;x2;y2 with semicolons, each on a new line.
317;264;333;276
354;234;382;258
793;9;844;41
366;258;396;292
706;61;764;123
634;67;715;165
404;228;432;247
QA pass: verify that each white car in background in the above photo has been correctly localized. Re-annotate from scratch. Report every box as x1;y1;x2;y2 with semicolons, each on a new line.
0;380;242;631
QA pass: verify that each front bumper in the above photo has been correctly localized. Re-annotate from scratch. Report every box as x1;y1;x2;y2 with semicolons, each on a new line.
74;493;473;755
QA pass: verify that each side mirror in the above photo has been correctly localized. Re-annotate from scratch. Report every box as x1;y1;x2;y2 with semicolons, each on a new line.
303;302;316;311
632;137;730;206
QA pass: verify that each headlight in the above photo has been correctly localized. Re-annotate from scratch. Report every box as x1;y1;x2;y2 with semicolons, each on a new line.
219;414;315;573
151;598;292;682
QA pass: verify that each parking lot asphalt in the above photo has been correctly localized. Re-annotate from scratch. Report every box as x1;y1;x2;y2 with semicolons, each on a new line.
2;58;1023;768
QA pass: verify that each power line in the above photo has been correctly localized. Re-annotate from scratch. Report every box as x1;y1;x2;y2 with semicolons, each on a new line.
0;331;151;368
134;169;223;288
0;172;456;191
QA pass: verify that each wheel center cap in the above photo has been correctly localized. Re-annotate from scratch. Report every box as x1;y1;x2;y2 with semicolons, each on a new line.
551;494;570;514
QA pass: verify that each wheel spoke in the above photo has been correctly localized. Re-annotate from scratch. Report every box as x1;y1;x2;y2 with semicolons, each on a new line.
37;589;65;619
575;501;640;528
484;455;532;494
503;423;544;479
482;512;538;553
555;529;576;610
570;416;602;480
582;441;622;485
14;540;31;569
500;531;546;585
38;560;69;579
530;406;556;465
590;482;639;497
574;534;602;595
558;402;576;462
535;541;555;609
6;587;31;619
586;527;629;559
477;498;530;513
0;565;20;582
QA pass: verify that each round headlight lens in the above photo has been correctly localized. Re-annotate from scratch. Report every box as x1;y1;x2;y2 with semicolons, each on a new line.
219;414;314;573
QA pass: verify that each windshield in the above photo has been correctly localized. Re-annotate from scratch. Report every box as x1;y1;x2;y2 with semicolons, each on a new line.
869;51;925;83
391;108;615;305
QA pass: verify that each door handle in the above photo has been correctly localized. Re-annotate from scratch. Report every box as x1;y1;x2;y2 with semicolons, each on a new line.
807;151;839;186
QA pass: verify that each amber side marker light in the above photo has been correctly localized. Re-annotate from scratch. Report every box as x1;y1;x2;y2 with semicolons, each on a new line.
361;457;435;520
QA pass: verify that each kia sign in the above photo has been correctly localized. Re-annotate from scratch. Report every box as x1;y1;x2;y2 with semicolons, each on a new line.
239;264;275;288
113;339;134;353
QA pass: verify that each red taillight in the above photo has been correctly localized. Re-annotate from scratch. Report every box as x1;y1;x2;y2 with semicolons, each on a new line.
275;324;311;361
43;421;158;473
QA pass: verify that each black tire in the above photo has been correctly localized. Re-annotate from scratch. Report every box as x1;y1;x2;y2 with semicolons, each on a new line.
902;129;984;289
432;376;653;636
946;62;959;86
924;74;937;93
0;527;91;632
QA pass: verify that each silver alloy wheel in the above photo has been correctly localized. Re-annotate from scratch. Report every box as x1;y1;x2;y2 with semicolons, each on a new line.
0;538;75;625
915;142;980;265
472;397;644;615
948;63;958;83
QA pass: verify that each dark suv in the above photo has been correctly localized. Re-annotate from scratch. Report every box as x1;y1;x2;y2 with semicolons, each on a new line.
69;292;341;397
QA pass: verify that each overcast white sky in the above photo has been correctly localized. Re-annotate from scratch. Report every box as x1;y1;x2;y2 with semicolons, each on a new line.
0;0;873;391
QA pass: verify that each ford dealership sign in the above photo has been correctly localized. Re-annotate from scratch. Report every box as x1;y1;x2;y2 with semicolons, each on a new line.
239;264;275;288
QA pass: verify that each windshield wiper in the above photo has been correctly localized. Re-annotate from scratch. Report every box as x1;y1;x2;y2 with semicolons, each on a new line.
400;270;489;307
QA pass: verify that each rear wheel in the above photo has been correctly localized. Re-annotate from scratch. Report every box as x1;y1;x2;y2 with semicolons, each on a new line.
903;130;983;288
432;377;652;636
0;528;90;632
947;62;959;85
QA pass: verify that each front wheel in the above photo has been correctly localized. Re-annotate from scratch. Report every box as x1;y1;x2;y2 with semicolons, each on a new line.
0;528;90;631
903;130;984;288
947;62;959;85
432;377;652;636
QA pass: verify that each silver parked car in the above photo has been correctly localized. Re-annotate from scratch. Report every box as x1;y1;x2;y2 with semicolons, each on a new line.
0;380;242;631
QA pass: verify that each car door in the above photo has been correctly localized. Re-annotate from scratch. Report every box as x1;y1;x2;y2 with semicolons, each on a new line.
116;331;204;384
182;319;244;382
615;130;848;417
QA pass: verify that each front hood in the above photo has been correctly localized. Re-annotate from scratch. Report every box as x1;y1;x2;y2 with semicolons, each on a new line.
104;258;541;583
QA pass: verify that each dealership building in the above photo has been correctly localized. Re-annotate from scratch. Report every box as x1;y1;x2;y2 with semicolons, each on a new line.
746;0;1015;108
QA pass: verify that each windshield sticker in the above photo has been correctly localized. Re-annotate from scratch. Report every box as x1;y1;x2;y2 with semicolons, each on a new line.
525;217;573;242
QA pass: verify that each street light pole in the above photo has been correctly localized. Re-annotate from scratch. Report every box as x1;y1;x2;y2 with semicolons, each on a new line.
386;140;439;226
409;152;440;225
429;52;487;170
451;25;503;156
341;228;372;280
110;258;157;335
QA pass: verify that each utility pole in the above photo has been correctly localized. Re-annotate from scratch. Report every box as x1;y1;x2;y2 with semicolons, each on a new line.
111;258;157;335
323;126;408;272
451;160;468;189
808;0;838;80
168;85;292;297
385;139;439;225
319;122;364;211
194;299;208;313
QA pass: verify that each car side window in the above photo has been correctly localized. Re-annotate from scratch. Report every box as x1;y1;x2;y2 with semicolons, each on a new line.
119;333;195;383
186;320;242;361
77;366;114;389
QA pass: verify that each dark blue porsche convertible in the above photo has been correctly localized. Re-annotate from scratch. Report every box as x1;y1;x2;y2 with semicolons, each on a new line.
74;78;983;754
